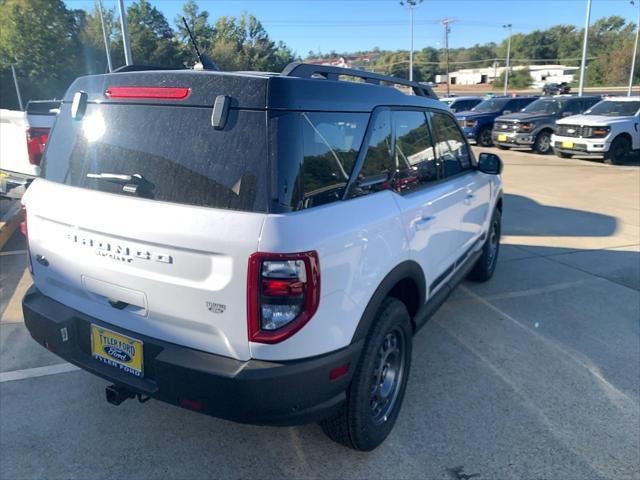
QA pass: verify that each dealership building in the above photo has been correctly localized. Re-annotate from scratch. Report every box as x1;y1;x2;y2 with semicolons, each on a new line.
436;64;579;87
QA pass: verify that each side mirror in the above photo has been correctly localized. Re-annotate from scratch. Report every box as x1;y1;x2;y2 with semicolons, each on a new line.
477;152;503;175
503;110;512;114
562;111;573;117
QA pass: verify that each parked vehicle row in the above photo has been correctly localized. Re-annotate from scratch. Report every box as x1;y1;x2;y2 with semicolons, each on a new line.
492;96;601;154
447;94;639;164
454;96;539;147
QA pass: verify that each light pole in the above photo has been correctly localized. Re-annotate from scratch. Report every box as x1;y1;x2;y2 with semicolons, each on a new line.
10;64;23;111
400;0;423;82
97;0;113;72
118;0;133;65
442;19;454;96
629;0;639;96
503;24;512;96
578;0;592;96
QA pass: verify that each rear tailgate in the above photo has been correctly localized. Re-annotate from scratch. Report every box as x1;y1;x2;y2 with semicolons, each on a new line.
23;71;269;361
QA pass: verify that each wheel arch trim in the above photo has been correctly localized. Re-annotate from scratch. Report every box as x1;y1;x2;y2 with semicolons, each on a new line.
351;260;426;343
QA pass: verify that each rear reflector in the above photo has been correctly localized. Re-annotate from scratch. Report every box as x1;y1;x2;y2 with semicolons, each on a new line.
179;398;204;411
105;86;191;100
329;363;350;380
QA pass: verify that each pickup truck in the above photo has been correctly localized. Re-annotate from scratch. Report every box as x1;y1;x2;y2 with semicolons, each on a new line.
456;96;538;147
0;100;59;198
551;96;640;165
492;95;601;154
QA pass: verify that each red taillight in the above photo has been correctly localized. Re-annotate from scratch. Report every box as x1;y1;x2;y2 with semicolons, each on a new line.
26;127;50;166
105;86;191;100
20;206;33;274
247;251;320;344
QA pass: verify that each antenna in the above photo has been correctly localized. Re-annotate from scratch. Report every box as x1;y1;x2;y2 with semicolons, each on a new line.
182;17;219;71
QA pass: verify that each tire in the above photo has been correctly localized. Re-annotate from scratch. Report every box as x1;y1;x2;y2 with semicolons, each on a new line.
604;136;631;165
555;151;572;159
533;131;552;154
467;209;501;282
320;298;412;451
477;126;493;147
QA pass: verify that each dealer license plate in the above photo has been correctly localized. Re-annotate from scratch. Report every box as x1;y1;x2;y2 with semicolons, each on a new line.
562;141;575;149
497;134;508;142
91;324;144;377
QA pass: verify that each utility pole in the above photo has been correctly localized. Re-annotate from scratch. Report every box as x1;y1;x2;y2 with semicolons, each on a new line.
441;18;454;97
10;64;23;111
117;0;133;65
629;0;639;96
400;1;423;83
578;0;592;96
503;24;512;96
97;0;113;72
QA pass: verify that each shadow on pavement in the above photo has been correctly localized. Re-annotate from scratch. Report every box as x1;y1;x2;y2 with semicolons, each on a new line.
502;193;617;237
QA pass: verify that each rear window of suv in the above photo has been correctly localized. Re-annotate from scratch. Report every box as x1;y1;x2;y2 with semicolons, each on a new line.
42;102;269;212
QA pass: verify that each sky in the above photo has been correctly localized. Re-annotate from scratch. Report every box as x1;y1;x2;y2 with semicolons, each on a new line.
64;0;639;56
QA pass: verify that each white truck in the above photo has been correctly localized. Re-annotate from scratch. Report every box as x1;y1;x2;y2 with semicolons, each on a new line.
0;100;59;198
552;96;640;164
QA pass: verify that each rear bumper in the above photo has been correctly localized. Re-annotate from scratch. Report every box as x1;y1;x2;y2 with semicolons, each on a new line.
0;169;35;199
22;287;362;426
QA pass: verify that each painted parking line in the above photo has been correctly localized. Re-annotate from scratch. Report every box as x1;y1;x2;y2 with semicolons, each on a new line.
0;363;80;383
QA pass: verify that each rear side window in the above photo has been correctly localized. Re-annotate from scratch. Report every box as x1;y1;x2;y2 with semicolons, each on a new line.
430;111;472;178
273;112;368;211
43;103;269;212
394;110;438;193
347;109;394;198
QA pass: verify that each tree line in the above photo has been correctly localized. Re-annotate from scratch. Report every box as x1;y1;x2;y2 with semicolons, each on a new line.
0;0;637;110
0;0;297;109
312;16;638;87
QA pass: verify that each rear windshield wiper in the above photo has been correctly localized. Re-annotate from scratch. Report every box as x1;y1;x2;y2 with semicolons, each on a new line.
87;172;155;198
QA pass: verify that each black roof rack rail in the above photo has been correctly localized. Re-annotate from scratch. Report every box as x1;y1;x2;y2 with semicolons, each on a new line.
113;64;186;73
281;62;438;99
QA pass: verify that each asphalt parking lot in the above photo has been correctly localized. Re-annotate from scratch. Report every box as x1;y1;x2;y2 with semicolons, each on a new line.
1;148;638;480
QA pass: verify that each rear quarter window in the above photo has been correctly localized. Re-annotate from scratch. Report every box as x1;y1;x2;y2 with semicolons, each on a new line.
272;111;368;211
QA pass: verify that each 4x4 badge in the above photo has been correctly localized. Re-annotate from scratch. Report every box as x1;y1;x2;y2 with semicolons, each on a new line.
206;302;226;314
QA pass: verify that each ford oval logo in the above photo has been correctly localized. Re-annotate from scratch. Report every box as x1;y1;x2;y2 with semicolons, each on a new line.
103;345;132;363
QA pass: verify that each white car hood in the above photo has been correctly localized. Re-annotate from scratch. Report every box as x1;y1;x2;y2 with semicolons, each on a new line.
555;114;633;126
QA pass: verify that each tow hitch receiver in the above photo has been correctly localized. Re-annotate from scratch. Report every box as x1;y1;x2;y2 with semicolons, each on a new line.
106;385;134;405
105;385;152;405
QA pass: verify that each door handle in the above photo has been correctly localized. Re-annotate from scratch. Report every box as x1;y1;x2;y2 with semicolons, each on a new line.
415;216;435;230
464;193;476;204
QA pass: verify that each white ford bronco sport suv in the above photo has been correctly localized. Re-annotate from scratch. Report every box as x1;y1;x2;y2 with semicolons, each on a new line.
21;63;503;451
552;96;640;164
